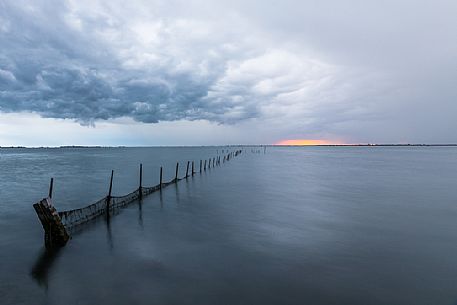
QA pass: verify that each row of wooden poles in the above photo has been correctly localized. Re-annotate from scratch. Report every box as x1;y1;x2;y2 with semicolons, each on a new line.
34;150;242;248
108;153;232;203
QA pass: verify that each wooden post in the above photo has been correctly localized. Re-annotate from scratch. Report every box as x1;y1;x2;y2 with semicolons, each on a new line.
33;197;69;248
107;170;114;212
160;166;163;189
212;157;215;167
108;170;114;198
175;162;179;181
139;164;143;199
200;160;202;173
192;161;195;175
48;178;54;199
186;161;190;178
204;159;207;170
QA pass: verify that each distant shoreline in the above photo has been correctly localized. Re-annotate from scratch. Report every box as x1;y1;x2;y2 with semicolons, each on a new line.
1;144;457;149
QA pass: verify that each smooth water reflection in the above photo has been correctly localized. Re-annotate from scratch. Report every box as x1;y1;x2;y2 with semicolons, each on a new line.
1;147;457;304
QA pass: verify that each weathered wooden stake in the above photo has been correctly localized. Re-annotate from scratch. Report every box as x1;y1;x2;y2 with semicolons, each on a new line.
33;197;69;248
48;178;54;199
107;170;114;211
186;161;190;178
200;160;202;172
160;166;163;189
139;164;143;199
175;162;179;181
192;161;195;175
204;159;207;170
212;157;215;167
108;170;114;197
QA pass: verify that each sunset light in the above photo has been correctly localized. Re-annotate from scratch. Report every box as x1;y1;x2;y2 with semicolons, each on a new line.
275;139;340;146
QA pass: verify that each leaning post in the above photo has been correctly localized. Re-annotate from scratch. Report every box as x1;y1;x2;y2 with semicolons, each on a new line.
192;161;195;175
139;164;143;200
107;170;114;212
48;177;54;199
160;166;163;189
186;161;190;178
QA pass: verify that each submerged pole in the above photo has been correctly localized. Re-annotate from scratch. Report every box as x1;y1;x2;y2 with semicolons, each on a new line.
204;159;207;170
192;161;195;175
139;164;143;199
160;167;163;189
108;170;114;198
48;178;54;199
107;170;114;212
186;161;190;178
175;162;179;181
200;160;202;173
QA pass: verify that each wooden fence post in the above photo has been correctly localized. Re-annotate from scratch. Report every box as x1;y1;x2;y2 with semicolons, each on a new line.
33;197;69;248
160;166;163;189
139;164;143;199
48;178;54;199
107;170;114;211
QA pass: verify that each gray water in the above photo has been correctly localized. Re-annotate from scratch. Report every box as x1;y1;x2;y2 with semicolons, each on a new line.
1;146;457;305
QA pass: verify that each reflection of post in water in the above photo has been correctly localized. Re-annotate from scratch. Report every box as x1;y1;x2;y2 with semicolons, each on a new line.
31;246;63;289
105;211;114;251
138;199;144;229
159;188;164;209
174;179;180;205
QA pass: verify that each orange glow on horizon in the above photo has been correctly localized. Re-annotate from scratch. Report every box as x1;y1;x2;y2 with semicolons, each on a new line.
275;139;341;146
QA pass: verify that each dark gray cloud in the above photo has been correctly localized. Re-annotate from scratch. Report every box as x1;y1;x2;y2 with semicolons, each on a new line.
1;0;456;143
0;1;250;125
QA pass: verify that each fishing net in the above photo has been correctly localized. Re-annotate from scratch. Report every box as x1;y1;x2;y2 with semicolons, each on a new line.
54;150;242;231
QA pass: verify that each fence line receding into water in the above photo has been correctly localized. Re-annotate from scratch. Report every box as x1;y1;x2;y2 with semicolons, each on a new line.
33;150;243;248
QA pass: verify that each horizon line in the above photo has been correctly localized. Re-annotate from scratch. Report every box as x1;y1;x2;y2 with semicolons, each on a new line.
1;143;457;149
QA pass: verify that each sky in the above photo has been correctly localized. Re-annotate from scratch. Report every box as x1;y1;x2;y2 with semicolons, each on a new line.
0;0;456;146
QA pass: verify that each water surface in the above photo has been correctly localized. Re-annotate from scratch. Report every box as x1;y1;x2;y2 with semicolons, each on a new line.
1;146;457;305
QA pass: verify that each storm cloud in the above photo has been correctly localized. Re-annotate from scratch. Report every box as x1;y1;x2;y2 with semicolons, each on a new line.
1;0;456;143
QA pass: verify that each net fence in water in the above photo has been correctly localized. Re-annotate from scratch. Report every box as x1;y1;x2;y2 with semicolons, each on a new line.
58;197;108;228
58;182;172;228
55;150;242;230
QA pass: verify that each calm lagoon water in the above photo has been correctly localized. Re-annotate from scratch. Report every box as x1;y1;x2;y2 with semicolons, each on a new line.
1;146;457;305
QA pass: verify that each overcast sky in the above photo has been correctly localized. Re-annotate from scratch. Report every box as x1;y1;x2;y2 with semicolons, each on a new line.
0;0;456;146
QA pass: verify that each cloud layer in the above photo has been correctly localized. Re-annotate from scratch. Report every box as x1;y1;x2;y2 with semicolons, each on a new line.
1;0;456;143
